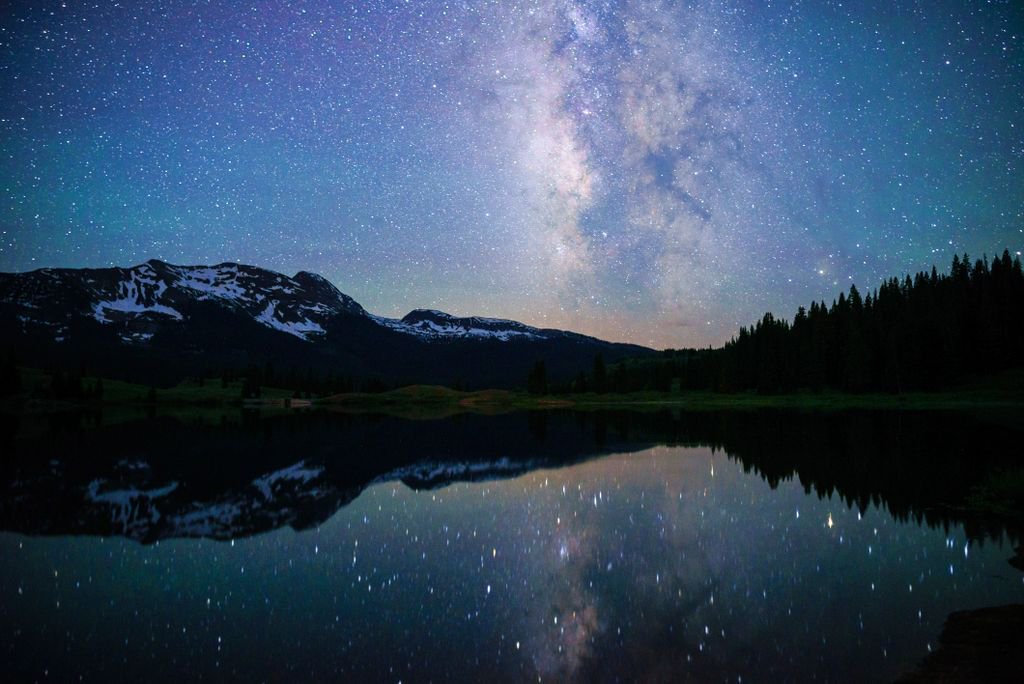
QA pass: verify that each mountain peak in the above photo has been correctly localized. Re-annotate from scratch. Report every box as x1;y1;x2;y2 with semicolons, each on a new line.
291;270;364;315
1;259;370;343
293;270;330;285
401;309;456;324
371;308;546;342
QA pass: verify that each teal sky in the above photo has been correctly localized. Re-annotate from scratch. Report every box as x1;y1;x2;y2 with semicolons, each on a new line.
2;1;1021;346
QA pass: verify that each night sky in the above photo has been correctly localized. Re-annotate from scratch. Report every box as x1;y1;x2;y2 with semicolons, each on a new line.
1;1;1022;347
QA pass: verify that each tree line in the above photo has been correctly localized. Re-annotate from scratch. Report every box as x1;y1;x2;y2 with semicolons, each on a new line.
527;249;1024;394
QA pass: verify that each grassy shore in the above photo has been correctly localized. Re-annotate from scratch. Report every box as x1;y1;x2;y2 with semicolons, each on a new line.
6;369;1023;523
315;383;1024;416
5;367;1023;417
316;368;1024;414
7;368;294;413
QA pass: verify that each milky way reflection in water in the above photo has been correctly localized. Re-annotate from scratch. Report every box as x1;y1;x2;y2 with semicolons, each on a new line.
2;443;1022;682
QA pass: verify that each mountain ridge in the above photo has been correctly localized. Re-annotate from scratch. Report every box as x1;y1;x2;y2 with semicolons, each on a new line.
0;259;654;388
2;259;614;343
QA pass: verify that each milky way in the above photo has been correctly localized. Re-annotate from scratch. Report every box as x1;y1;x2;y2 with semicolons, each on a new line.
1;1;1022;346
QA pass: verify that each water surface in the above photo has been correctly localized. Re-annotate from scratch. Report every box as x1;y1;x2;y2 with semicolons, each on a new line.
1;410;1021;681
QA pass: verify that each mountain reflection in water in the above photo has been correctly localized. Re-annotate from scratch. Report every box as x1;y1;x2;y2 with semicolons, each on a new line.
0;409;1021;682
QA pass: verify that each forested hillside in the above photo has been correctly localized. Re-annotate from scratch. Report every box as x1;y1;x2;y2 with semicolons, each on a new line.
540;250;1024;394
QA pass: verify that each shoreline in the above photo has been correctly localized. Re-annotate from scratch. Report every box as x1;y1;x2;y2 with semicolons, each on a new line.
6;383;1024;416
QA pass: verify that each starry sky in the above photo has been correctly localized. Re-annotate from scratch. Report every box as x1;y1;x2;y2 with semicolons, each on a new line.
1;1;1022;347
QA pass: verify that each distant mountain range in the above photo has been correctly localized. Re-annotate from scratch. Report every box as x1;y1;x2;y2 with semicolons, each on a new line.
0;259;653;387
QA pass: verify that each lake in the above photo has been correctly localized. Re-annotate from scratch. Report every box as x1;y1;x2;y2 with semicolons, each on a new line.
1;409;1022;681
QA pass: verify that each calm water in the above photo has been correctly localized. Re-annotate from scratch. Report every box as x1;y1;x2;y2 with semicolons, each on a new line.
1;410;1022;682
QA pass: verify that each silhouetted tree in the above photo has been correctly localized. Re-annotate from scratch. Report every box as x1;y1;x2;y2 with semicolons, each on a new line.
604;249;1024;395
592;354;607;393
0;351;20;397
527;360;548;395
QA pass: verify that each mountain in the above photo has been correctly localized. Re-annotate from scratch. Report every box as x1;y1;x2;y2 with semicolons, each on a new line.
373;308;552;341
0;259;653;387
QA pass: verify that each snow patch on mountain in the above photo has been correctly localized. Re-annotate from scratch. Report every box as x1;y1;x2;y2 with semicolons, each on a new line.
168;265;249;300
255;302;325;340
91;270;183;322
93;298;183;322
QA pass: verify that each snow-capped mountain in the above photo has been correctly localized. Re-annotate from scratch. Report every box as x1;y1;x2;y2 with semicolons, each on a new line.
2;259;364;343
2;259;594;344
372;309;546;341
0;259;653;387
